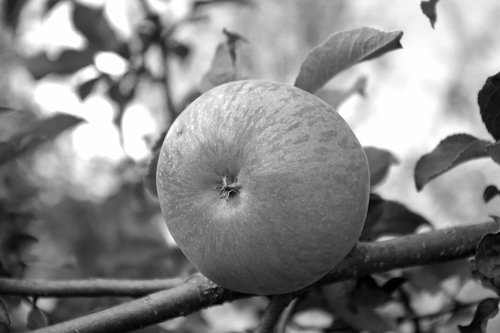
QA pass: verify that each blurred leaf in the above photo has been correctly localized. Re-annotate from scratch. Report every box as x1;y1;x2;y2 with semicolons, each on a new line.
486;141;500;165
25;48;95;80
0;298;10;328
484;185;500;203
414;134;491;191
349;276;406;309
27;306;49;330
294;27;403;93
478;71;500;141
200;28;248;92
2;0;28;31
44;0;63;14
405;259;471;293
72;3;119;51
169;41;191;60
77;77;101;100
0;107;18;115
474;229;500;295
364;146;399;187
0;113;84;167
420;0;439;29
458;298;499;333
315;76;367;109
192;0;253;10
361;194;431;241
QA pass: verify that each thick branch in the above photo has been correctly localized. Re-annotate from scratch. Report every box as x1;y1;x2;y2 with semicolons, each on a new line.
26;221;500;333
0;278;183;298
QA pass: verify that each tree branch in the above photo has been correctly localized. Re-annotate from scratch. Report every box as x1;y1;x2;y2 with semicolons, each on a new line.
0;278;183;298
254;294;296;333
25;221;500;333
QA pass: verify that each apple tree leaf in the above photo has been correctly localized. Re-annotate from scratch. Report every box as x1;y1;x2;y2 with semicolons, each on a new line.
486;140;500;165
404;259;471;293
458;298;499;333
0;298;10;328
420;0;439;29
473;229;500;295
478;72;500;141
200;28;248;92
72;3;119;51
77;77;101;100
0;113;84;167
414;134;491;191
361;194;431;241
315;76;367;109
25;48;95;80
294;27;403;93
348;276;406;309
2;0;28;31
484;185;500;203
364;146;399;187
27;306;49;330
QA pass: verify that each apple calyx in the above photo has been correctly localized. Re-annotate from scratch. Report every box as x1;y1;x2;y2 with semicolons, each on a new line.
216;175;241;201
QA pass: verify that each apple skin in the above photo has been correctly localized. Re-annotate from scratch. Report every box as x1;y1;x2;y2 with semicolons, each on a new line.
156;80;370;295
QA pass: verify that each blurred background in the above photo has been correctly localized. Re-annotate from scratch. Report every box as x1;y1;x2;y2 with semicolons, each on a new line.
1;0;500;332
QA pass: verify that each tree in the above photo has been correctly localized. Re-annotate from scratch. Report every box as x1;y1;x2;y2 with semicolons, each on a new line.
0;1;499;332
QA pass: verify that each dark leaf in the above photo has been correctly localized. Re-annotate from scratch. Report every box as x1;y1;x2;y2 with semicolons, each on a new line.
0;107;19;115
405;259;470;293
361;194;431;241
200;28;248;92
458;298;499;333
72;3;119;51
0;298;10;327
27;306;49;329
0;113;84;167
478;72;500;141
330;301;397;333
25;48;95;80
364;146;399;187
420;0;439;29
2;0;28;31
169;41;191;60
192;0;253;11
484;185;500;203
414;134;491;191
349;276;406;309
77;77;101;100
44;0;63;14
315;76;367;109
294;27;403;93
486;140;500;165
382;277;407;294
474;228;500;295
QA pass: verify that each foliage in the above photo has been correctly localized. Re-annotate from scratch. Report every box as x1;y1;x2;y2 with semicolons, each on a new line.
0;1;499;333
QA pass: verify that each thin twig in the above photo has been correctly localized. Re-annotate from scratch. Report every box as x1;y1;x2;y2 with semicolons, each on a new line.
254;294;296;333
0;277;183;298
29;221;499;333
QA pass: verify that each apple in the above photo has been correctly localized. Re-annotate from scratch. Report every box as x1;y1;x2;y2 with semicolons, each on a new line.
156;80;370;295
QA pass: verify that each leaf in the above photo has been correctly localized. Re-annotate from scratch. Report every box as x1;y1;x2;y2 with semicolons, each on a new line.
405;259;471;293
199;28;248;92
0;107;19;115
44;0;62;14
72;3;119;51
361;193;431;241
2;0;28;31
458;298;499;333
420;0;440;29
478;72;500;141
0;113;83;167
27;306;49;329
474;229;500;295
294;27;403;93
0;298;10;327
486;140;500;165
77;77;101;100
364;146;399;187
349;276;406;308
25;48;95;80
315;76;367;109
484;185;500;203
414;134;491;191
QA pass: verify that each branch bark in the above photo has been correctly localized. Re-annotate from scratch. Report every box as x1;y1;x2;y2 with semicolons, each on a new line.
0;278;183;298
23;220;500;333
